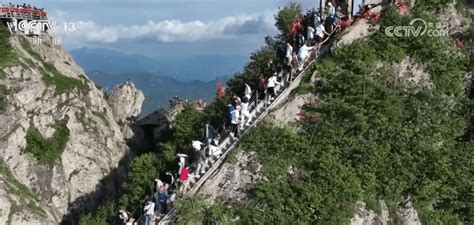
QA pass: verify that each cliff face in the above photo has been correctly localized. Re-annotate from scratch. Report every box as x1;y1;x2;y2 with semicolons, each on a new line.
0;34;142;224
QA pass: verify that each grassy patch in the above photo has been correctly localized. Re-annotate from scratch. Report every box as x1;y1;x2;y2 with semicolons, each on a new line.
0;24;17;69
0;161;38;201
19;37;89;95
23;119;70;166
226;148;240;165
23;57;36;67
292;82;315;95
42;63;89;95
0;84;7;112
0;160;46;223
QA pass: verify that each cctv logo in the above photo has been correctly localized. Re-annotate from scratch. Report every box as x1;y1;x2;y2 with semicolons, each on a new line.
7;20;57;34
385;18;448;37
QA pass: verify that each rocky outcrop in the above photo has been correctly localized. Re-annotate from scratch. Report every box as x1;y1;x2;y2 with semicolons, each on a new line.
349;201;390;225
0;34;130;224
270;93;315;126
397;196;421;225
200;151;262;202
107;81;145;125
338;6;382;46
439;3;470;35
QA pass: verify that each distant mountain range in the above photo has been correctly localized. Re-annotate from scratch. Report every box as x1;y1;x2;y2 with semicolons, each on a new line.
88;71;229;115
70;47;236;115
70;47;247;82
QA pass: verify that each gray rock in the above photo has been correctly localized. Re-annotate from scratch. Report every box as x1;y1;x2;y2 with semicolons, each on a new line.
107;81;145;125
0;34;132;224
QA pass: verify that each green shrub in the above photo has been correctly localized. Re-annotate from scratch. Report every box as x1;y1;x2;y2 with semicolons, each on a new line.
23;119;70;166
274;2;302;42
79;201;118;225
119;153;162;214
171;106;206;148
0;84;7;112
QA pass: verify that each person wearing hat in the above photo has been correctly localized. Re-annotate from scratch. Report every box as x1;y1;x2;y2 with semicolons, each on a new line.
333;6;345;29
176;153;189;175
266;72;280;101
327;2;335;19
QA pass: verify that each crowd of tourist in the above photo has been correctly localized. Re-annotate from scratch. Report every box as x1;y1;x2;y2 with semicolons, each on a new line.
118;2;349;225
0;3;46;14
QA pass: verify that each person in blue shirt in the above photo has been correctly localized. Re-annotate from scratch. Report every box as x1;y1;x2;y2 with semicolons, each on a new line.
154;186;170;216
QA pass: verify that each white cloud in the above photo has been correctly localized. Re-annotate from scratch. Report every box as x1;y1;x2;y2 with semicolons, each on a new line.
50;11;277;44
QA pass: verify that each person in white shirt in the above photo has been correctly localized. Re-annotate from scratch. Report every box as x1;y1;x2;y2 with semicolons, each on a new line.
306;26;315;45
143;201;155;225
240;96;252;129
119;209;134;225
297;43;315;71
192;140;207;177
285;42;293;67
230;106;241;138
244;83;252;100
266;73;280;100
315;23;330;46
327;2;336;20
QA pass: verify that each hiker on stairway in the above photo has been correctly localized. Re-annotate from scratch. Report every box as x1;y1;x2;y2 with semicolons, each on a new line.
258;75;267;100
226;104;235;131
240;96;252;130
297;32;305;48
205;122;218;149
332;6;345;30
290;14;301;38
326;2;336;22
233;94;241;107
192;140;206;178
143;200;155;225
284;42;293;82
230;105;241;138
306;25;315;46
154;178;164;192
154;185;170;216
119;209;135;225
267;73;280;101
315;23;329;48
177;153;189;175
297;42;315;72
313;11;321;29
178;163;190;192
244;83;252;100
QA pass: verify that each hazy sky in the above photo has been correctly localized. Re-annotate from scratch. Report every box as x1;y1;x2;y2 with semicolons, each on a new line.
4;0;322;59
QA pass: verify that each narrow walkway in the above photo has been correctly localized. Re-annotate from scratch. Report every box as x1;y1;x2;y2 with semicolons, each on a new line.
157;37;337;225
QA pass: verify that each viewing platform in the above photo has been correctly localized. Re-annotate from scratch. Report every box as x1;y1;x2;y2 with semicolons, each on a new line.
0;6;47;20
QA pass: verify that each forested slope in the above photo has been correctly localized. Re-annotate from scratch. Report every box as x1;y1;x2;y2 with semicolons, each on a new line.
178;3;473;225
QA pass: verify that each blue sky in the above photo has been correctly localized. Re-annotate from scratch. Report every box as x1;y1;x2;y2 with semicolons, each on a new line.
3;0;323;59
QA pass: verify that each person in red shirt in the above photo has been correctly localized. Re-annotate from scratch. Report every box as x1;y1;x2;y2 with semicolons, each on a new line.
178;165;190;192
290;15;301;37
